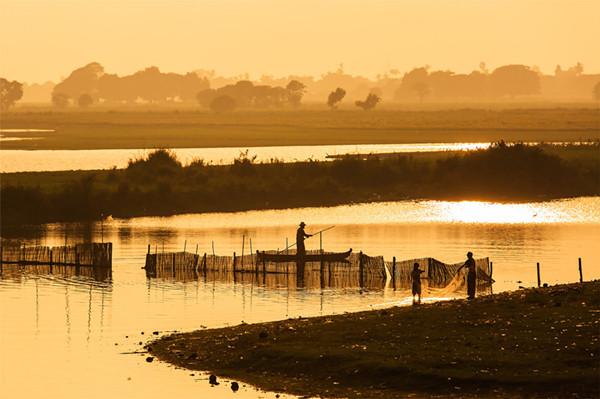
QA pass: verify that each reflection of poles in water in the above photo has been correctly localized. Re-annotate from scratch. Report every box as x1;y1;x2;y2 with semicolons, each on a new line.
35;277;40;337
65;284;71;349
100;284;106;339
296;259;305;288
87;284;92;344
101;214;104;243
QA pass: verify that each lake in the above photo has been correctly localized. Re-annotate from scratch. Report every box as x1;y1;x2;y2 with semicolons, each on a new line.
1;197;599;398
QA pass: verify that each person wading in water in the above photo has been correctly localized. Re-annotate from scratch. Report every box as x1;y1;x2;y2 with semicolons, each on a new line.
296;222;312;256
411;262;425;305
457;251;477;299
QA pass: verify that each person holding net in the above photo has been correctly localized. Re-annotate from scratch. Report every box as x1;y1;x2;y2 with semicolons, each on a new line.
411;262;425;305
457;251;477;299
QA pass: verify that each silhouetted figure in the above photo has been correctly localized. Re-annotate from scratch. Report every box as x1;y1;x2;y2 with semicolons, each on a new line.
411;262;424;305
209;374;219;385
457;251;477;299
296;222;312;257
231;381;239;392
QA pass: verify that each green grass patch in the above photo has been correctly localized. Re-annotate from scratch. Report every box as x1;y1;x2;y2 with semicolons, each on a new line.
1;108;598;150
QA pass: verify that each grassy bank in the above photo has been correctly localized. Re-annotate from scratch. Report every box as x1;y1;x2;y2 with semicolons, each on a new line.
1;143;598;225
1;108;598;150
148;281;599;398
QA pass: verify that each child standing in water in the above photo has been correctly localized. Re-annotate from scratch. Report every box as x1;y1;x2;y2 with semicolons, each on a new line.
411;262;424;305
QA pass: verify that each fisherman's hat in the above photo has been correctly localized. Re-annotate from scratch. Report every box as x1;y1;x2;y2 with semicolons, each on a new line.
299;222;306;227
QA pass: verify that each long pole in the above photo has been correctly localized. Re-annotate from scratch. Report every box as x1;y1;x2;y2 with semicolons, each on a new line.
537;262;541;287
280;225;336;253
578;258;583;283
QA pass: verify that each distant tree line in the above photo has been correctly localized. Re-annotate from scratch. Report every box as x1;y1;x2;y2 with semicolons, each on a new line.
196;80;307;111
4;61;600;108
51;62;211;107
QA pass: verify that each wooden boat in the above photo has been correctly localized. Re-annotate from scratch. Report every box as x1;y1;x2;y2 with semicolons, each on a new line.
256;249;352;263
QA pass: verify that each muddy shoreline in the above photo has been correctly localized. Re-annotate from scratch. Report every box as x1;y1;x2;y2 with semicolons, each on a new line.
148;281;599;398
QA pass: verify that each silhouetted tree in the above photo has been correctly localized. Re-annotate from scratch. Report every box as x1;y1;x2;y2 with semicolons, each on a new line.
209;95;237;112
0;78;23;112
400;67;430;102
52;93;70;108
488;65;540;98
196;89;217;108
53;62;104;101
285;80;306;107
78;93;93;108
594;82;600;101
327;87;346;109
355;93;381;110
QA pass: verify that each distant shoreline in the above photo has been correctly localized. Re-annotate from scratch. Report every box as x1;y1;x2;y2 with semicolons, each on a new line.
147;281;600;399
1;107;598;151
1;143;598;226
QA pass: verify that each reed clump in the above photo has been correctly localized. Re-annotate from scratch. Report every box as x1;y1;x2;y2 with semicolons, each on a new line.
1;143;598;225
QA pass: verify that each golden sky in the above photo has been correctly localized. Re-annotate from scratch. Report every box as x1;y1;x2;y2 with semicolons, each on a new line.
1;0;599;83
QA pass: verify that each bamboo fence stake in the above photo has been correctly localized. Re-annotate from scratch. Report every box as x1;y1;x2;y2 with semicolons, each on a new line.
241;235;245;270
392;256;396;289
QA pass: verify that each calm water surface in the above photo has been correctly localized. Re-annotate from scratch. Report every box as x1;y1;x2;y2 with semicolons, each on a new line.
1;197;599;399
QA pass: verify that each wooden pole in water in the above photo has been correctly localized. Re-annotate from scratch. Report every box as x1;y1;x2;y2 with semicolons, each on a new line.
320;232;324;274
232;252;237;274
147;245;151;255
241;235;245;270
184;240;187;252
392;257;396;289
578;258;583;283
249;238;253;268
490;261;493;280
359;251;364;288
320;232;322;252
536;262;541;287
195;244;198;255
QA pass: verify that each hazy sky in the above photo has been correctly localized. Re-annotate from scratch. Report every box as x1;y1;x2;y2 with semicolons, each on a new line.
1;0;599;83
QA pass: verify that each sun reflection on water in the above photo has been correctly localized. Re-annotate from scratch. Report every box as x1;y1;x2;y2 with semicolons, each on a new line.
438;201;557;224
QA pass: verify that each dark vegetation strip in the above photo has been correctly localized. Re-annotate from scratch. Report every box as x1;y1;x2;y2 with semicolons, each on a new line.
1;143;598;225
148;281;599;399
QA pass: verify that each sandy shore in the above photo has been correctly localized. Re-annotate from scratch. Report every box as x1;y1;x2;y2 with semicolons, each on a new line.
148;281;599;398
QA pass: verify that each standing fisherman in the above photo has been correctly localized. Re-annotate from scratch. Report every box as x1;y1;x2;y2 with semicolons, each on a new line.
411;262;425;305
457;251;477;299
296;222;312;257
